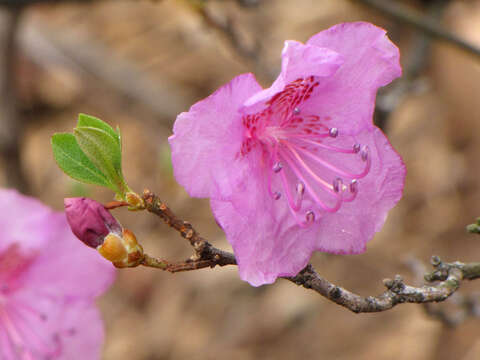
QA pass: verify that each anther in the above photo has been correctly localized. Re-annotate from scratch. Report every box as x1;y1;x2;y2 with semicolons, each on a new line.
296;182;305;196
353;144;361;153
273;191;281;200
305;210;316;223
273;162;283;173
333;177;343;193
349;179;358;193
328;127;338;138
360;146;369;161
293;107;300;115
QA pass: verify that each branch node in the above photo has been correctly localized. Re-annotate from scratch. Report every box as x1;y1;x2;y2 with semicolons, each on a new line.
383;278;394;289
431;255;442;267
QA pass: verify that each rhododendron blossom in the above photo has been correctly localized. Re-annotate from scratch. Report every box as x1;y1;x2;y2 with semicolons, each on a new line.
0;189;115;359
169;22;406;286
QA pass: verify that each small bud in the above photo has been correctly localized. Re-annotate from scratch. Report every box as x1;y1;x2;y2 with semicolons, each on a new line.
97;229;144;268
65;197;144;267
125;192;145;209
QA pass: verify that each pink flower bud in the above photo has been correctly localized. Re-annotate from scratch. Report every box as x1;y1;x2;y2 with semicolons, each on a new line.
64;197;122;248
64;197;144;267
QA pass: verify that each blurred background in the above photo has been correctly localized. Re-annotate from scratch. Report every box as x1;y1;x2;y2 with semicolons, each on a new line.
1;0;480;359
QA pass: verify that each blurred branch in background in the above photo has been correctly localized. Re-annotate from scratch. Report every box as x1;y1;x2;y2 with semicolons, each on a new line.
16;14;189;121
188;0;274;82
354;0;480;59
0;0;92;5
0;7;28;192
374;0;449;129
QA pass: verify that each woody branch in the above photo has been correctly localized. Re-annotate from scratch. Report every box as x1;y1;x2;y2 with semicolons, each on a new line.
139;189;480;314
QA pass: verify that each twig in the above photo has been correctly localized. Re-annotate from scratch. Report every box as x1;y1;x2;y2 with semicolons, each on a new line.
197;5;259;62
140;189;480;314
192;2;274;82
143;189;236;265
354;0;480;59
374;0;447;130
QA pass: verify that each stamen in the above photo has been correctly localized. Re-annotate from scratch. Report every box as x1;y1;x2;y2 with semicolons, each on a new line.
272;162;283;173
328;127;338;138
294;137;360;154
277;166;310;228
333;177;343;193
350;179;358;193
360;146;369;161
294;182;305;210
293;107;300;115
305;210;316;223
285;133;330;140
279;146;342;213
353;143;361;153
296;182;305;196
278;164;301;212
281;142;333;190
343;180;358;202
292;143;371;179
273;192;281;200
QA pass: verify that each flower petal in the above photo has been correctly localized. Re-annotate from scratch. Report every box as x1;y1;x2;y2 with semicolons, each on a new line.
0;189;53;254
210;146;320;286
304;22;401;134
24;212;115;299
243;41;342;111
307;127;405;253
211;196;318;287
281;40;344;83
57;302;105;360
169;73;263;200
4;292;104;360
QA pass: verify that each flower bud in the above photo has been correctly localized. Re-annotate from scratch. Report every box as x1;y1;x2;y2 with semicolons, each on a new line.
65;197;122;248
64;197;144;267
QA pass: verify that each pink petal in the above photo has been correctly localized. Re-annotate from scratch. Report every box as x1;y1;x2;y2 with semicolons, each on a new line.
304;22;401;134
0;189;53;254
211;196;317;286
169;73;262;200
24;212;115;299
243;41;343;111
56;302;105;360
312;128;405;253
3;291;104;360
210;145;315;285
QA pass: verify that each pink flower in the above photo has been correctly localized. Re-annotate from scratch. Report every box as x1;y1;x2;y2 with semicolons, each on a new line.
0;189;115;359
169;22;406;286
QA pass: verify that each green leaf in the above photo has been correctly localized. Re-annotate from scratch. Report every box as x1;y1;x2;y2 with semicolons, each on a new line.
74;126;127;193
77;113;120;146
51;133;116;190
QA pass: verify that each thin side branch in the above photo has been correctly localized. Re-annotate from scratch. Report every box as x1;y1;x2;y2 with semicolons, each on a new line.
354;0;480;59
140;190;480;314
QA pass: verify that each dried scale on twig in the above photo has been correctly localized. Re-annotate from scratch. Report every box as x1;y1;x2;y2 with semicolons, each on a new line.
132;190;480;315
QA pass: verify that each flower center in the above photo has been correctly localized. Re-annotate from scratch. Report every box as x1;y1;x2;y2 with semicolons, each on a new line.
241;76;371;227
0;247;75;359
